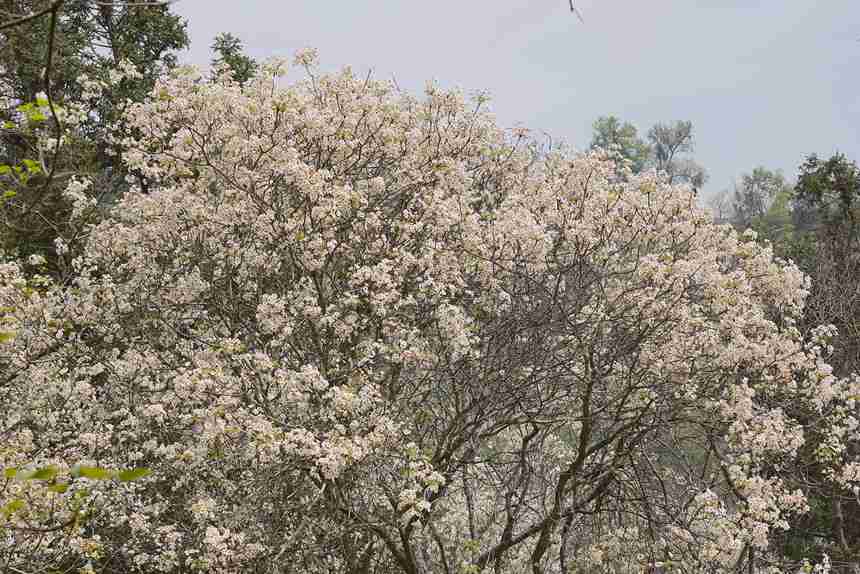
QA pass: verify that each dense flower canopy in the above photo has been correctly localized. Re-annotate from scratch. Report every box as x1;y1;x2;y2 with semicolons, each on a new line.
1;53;858;573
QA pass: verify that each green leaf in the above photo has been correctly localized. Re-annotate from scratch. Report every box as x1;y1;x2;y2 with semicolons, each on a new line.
47;482;69;493
117;467;151;482
2;498;24;518
24;466;57;481
0;165;11;175
0;332;17;344
72;466;114;480
3;467;17;479
3;190;17;200
21;159;40;174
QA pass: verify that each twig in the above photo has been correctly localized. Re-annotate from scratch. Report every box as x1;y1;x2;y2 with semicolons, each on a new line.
568;0;584;23
6;514;78;534
41;0;65;195
0;0;63;32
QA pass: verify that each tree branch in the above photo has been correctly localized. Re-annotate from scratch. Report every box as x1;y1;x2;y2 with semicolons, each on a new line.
568;0;584;22
0;0;64;32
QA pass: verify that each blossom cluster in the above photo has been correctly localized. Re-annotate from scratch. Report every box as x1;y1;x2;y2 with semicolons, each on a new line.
1;52;857;573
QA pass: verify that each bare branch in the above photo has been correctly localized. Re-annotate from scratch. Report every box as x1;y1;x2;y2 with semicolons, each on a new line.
568;0;584;23
41;1;64;193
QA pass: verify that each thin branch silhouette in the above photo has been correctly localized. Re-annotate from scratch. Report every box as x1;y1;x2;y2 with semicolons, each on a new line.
569;0;584;23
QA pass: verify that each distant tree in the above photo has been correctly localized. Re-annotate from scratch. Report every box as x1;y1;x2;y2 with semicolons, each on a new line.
647;120;708;191
589;115;651;173
589;117;708;191
730;166;792;230
793;154;860;375
211;32;257;85
758;184;794;243
794;153;860;236
705;188;734;223
648;121;692;172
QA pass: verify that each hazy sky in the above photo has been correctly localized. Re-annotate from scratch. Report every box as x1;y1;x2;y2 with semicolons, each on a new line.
172;1;859;198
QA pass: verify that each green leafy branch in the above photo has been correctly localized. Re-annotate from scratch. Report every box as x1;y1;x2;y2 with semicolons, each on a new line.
1;464;151;533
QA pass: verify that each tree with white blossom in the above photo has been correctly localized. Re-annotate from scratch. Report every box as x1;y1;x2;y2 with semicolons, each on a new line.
1;51;859;574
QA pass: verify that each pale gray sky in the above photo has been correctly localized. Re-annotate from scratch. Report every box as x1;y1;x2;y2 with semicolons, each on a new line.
172;1;859;197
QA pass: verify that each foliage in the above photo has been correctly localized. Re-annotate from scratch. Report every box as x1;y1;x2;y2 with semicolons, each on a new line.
589;116;707;192
794;154;860;237
0;64;142;279
0;0;188;274
1;53;858;574
0;0;188;134
589;115;651;174
790;155;860;376
211;32;258;86
647;120;708;192
730;167;793;233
